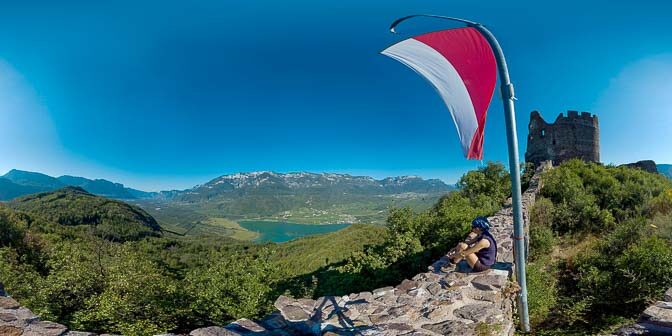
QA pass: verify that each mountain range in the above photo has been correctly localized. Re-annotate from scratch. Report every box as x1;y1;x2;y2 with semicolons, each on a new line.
0;169;152;201
0;169;454;202
178;171;451;202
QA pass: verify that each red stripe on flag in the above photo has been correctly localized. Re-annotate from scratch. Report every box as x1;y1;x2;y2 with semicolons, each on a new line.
414;27;497;159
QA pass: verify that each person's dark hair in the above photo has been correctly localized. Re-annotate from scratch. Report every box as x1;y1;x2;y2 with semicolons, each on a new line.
471;216;491;231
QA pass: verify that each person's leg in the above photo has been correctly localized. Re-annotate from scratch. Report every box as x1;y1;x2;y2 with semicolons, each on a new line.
465;252;479;268
450;243;469;263
471;260;491;272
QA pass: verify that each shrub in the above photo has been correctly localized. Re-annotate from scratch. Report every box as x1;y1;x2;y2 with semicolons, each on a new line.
570;221;672;318
540;160;671;234
614;236;672;306
71;245;181;335
529;197;556;260
646;188;672;216
530;224;556;261
457;161;511;212
521;162;536;192
186;249;281;326
649;213;672;242
526;258;558;326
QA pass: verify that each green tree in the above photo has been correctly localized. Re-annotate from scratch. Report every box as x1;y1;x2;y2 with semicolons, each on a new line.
186;249;281;326
457;161;511;213
72;246;180;335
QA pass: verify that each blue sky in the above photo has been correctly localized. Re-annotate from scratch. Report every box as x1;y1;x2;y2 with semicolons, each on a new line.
1;0;671;191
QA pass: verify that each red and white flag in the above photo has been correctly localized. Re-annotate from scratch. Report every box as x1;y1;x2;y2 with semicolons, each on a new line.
382;27;497;160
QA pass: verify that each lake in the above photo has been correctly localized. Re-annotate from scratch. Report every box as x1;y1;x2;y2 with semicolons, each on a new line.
238;220;351;243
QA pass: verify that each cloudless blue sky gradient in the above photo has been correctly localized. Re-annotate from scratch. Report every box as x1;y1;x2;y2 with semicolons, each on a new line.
1;0;671;190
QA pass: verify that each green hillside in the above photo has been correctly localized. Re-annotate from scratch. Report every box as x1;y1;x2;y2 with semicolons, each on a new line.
0;194;388;335
526;160;672;334
0;177;42;201
268;223;387;276
9;187;161;241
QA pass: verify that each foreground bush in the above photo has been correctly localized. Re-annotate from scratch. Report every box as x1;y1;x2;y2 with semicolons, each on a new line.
529;160;672;333
186;250;281;326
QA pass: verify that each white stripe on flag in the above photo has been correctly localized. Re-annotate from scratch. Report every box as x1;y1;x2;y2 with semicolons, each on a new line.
382;38;478;156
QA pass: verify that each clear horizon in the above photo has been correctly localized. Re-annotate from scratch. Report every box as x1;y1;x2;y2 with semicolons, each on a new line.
2;1;671;191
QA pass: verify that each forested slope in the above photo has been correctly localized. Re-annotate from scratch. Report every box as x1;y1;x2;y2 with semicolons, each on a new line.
9;186;161;241
526;160;672;335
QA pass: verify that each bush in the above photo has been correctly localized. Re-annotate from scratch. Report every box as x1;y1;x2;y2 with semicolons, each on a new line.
649;213;672;242
541;160;671;234
526;258;558;326
457;161;511;213
530;224;556;261
569;221;672;318
646;188;672;217
72;246;181;335
521;162;536;192
526;161;672;334
529;198;556;260
614;236;672;305
186;249;281;326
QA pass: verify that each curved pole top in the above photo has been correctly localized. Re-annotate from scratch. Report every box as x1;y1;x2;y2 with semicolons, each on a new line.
389;14;481;34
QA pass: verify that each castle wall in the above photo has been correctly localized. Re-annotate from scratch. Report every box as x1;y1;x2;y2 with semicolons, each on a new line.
525;110;600;166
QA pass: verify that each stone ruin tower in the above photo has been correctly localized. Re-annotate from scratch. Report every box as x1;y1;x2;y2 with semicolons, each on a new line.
525;110;600;166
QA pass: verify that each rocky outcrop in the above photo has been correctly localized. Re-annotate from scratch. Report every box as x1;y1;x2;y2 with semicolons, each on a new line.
622;160;659;174
614;288;672;336
0;164;549;336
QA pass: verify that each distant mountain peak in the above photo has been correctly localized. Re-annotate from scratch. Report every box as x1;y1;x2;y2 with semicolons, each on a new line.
3;169;65;190
182;171;453;203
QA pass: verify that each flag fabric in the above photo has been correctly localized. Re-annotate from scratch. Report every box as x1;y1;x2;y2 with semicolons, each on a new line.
382;27;497;160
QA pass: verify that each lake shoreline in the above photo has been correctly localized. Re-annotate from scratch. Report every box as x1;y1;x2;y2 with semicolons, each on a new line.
238;220;351;243
239;219;353;226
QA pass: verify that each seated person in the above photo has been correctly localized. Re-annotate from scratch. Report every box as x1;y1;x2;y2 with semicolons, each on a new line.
448;216;497;272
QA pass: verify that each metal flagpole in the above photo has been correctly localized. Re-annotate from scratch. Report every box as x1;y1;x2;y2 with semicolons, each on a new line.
390;15;531;332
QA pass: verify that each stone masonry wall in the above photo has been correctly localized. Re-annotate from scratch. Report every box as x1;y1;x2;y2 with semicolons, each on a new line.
0;164;548;336
525;110;600;166
613;288;672;336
